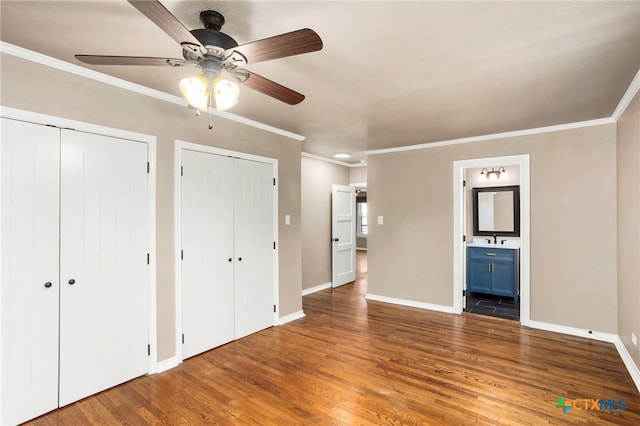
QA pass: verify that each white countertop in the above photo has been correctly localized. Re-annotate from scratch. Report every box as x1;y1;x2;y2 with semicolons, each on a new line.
468;238;520;249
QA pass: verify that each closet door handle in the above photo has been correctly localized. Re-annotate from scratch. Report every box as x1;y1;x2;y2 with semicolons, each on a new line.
68;279;76;285
228;258;233;262
44;282;52;288
238;257;242;262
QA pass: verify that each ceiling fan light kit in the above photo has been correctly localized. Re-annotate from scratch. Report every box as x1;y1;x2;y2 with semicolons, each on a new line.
75;0;323;128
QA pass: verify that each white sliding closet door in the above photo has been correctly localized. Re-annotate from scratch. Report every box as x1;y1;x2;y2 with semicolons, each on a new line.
58;130;149;406
1;119;61;425
180;150;235;359
234;159;275;339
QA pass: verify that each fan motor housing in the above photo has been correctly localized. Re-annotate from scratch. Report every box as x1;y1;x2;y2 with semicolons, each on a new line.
190;29;238;50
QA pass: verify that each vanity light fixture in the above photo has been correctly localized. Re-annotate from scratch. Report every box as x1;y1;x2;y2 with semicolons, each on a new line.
481;167;507;181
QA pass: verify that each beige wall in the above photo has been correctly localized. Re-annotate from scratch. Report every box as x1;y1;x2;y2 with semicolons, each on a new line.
350;165;367;184
617;91;640;369
368;124;618;333
1;54;303;362
301;156;350;289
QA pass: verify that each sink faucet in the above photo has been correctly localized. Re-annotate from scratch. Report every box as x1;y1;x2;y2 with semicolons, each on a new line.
493;234;497;244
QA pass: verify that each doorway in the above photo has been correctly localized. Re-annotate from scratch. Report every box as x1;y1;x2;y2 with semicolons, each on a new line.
452;155;530;324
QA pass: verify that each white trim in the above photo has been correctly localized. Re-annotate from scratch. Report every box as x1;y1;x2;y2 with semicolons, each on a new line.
526;320;617;343
173;142;183;364
351;182;367;188
277;310;306;325
146;128;158;374
365;118;614;156
614;337;640;393
356;247;368;251
174;140;279;362
301;152;354;167
302;282;332;296
0;42;304;142
0;107;159;374
453;155;530;325
1;106;155;143
155;356;180;374
365;294;455;314
612;70;640;121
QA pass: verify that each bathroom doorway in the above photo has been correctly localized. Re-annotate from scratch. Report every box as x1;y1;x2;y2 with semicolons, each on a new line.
452;155;531;325
463;166;521;321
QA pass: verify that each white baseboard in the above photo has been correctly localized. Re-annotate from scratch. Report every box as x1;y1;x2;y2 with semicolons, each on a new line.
302;282;331;296
278;310;305;325
365;293;455;314
156;356;180;373
614;337;640;393
356;247;368;251
525;320;617;343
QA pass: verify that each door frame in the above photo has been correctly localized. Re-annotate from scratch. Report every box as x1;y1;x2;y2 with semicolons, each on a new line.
452;154;530;324
174;140;279;362
0;106;158;373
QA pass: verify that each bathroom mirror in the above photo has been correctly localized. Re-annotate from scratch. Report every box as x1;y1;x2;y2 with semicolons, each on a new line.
472;185;520;236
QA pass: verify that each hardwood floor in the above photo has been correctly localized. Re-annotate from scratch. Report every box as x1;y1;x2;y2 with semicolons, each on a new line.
26;251;640;425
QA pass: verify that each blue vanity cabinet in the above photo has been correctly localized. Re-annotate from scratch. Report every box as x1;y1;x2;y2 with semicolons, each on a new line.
467;246;520;300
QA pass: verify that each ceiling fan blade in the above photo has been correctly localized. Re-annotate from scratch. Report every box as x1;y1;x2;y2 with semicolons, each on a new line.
226;29;322;65
127;0;205;54
75;55;187;66
238;71;305;105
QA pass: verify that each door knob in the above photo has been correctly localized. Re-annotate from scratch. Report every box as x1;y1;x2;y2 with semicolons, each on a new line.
44;282;52;288
68;279;76;285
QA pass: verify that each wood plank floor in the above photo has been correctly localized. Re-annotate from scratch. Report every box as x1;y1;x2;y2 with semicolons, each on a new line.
26;252;640;425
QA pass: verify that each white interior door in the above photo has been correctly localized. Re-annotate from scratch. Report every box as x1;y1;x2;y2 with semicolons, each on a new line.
180;150;235;359
1;119;60;425
233;159;275;339
332;184;356;287
58;130;149;406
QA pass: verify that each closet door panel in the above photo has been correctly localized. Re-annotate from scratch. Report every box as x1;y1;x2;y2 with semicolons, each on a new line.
1;119;60;425
58;130;149;406
233;159;275;339
181;150;235;359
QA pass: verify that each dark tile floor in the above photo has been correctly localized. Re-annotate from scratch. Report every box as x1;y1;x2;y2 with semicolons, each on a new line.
464;292;520;321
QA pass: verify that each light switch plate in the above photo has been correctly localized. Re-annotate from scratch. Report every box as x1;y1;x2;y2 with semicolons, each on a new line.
632;333;637;346
377;215;384;225
285;214;291;225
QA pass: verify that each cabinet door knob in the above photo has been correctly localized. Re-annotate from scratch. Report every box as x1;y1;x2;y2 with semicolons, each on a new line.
44;282;52;288
228;258;233;262
238;257;242;262
68;279;76;285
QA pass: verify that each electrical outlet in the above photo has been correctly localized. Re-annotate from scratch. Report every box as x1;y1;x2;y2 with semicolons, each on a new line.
632;333;637;346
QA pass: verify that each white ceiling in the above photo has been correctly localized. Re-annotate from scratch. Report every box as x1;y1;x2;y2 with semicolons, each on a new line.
1;1;639;164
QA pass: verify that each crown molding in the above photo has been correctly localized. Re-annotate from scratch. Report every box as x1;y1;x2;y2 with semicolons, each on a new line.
612;69;640;121
0;41;305;142
301;151;365;167
364;117;615;156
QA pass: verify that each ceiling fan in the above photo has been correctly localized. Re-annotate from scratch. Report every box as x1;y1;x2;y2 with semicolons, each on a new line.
75;0;323;124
